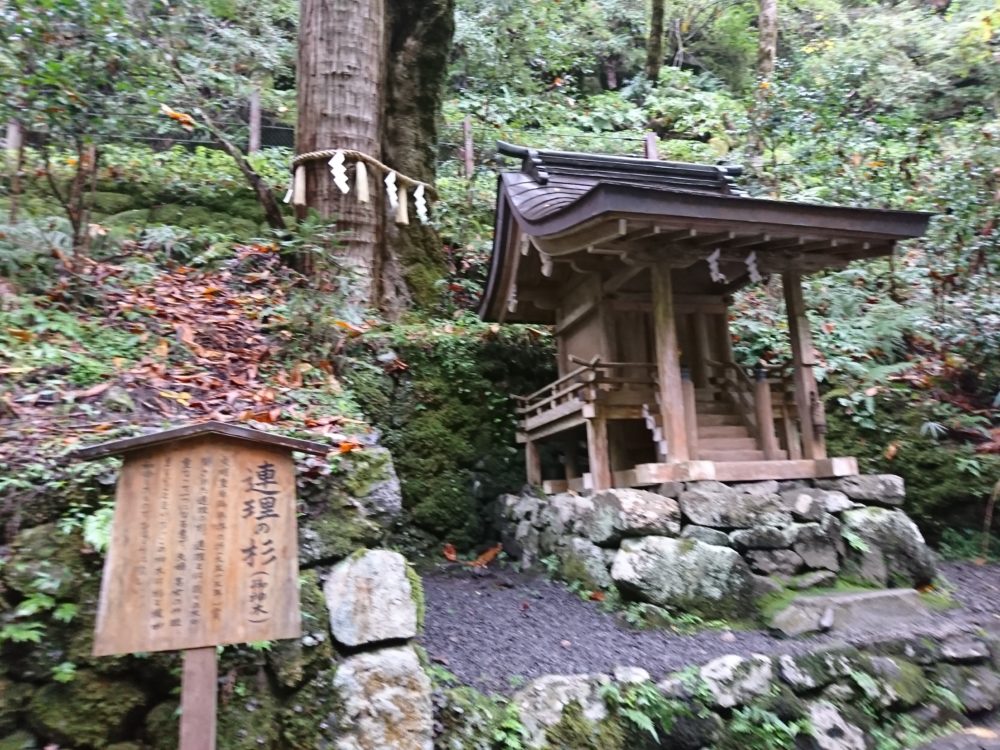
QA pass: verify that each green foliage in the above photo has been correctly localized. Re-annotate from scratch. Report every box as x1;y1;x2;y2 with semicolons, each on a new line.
344;318;554;546
600;681;693;743
491;701;529;750
937;528;1000;562
723;705;809;750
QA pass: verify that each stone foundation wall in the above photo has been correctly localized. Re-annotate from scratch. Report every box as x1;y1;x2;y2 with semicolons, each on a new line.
435;627;1000;749
497;475;937;619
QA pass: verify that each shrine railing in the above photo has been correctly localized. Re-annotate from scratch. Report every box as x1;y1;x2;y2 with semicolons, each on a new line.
514;358;658;424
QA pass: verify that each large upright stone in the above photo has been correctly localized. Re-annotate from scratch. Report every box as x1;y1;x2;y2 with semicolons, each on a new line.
679;486;790;529
807;701;866;750
324;549;418;647
611;536;755;618
840;508;936;586
584;488;680;546
332;645;433;750
514;674;609;749
817;474;905;507
699;654;774;708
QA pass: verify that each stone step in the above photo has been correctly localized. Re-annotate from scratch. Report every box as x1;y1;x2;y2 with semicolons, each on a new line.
698;425;750;439
699;448;768;461
769;588;930;637
697;413;743;427
699;437;758;451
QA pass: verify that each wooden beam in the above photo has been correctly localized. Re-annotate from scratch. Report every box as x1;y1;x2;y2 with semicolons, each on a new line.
783;271;826;460
651;264;689;462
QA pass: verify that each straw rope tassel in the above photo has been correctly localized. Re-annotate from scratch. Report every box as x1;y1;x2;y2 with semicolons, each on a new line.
292;165;307;207
396;185;409;225
355;162;370;203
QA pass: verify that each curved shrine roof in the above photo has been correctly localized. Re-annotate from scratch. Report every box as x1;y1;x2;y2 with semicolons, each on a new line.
479;142;933;323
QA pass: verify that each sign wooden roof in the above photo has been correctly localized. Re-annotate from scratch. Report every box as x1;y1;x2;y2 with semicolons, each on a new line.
479;142;933;323
71;421;331;460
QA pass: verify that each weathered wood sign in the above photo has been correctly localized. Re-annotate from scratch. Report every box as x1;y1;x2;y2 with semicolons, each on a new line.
93;435;300;655
73;421;329;750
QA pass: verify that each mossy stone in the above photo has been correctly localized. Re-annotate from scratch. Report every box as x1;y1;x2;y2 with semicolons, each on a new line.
142;701;178;750
4;524;94;601
0;731;37;750
215;671;281;750
298;500;383;567
266;569;334;689
434;686;506;750
85;192;137;215
27;670;146;749
278;666;341;749
104;208;152;230
0;679;32;735
544;701;626;750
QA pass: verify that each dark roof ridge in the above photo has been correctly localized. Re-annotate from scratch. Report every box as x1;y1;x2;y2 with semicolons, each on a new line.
495;140;744;194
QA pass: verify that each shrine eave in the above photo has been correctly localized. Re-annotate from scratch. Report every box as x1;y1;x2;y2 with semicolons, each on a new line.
479;172;932;323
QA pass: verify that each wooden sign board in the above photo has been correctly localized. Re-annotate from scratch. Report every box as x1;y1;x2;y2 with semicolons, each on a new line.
92;434;302;655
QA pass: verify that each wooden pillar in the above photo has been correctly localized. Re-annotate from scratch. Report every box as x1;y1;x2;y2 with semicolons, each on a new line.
180;647;217;750
691;311;711;388
754;365;780;459
563;440;580;482
248;89;262;153
782;272;827;460
525;439;542;486
586;416;612;490
651;264;689;463
682;372;699;460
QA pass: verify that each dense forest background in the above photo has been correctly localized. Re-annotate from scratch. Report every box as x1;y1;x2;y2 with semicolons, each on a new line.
1;0;999;554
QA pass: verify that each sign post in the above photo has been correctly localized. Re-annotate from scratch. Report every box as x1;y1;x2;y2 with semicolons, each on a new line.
73;421;329;749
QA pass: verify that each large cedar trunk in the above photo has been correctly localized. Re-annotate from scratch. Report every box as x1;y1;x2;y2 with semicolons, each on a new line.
757;0;778;79
382;0;455;313
296;0;385;306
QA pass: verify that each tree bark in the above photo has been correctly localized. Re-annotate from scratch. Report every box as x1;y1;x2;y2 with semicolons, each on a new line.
248;88;262;154
6;120;24;224
757;0;778;79
645;0;666;82
297;0;385;304
382;0;455;313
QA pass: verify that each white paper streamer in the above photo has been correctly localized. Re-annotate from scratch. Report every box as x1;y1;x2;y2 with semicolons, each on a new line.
414;184;428;223
745;251;763;283
707;248;727;284
385;171;398;209
329;150;350;193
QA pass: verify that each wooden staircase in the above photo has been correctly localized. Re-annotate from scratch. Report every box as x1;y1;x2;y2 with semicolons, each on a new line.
643;387;788;463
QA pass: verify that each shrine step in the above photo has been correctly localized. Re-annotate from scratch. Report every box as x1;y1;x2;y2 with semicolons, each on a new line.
698;425;750;439
699;437;758;451
696;413;743;427
699;449;768;461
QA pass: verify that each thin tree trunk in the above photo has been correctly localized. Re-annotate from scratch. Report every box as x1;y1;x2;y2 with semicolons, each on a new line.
297;0;384;304
645;0;666;82
197;112;286;231
7;120;24;224
757;0;778;79
248;88;262;154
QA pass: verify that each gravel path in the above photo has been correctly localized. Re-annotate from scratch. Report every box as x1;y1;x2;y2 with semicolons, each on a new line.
419;561;1000;694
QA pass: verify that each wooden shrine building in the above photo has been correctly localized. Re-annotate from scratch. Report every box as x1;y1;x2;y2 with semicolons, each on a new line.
479;142;931;492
